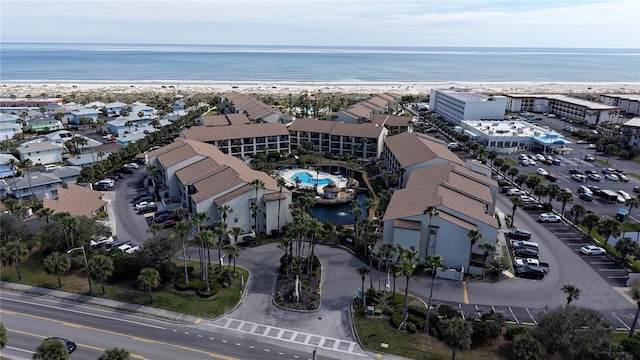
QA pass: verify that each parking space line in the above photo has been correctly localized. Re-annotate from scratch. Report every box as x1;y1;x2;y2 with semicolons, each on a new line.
526;308;537;325
612;313;631;330
590;261;616;265
458;304;465;320
509;307;519;323
599;269;627;272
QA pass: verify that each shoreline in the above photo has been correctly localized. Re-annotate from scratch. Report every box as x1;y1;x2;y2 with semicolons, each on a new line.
2;80;640;97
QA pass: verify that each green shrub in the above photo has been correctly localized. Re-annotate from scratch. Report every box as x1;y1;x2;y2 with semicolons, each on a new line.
393;293;405;307
408;304;426;318
391;313;404;329
406;322;417;333
196;281;221;297
505;326;529;341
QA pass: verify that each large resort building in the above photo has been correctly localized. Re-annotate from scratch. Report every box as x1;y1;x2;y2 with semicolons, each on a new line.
428;89;507;125
601;94;640;116
504;94;622;125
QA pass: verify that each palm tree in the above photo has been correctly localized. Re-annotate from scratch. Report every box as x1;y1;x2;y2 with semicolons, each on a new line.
582;213;600;237
97;347;130;360
570;204;586;224
170;221;191;284
598;218;623;249
492;158;504;171
229;226;243;245
546;184;561;205
556;191;573;217
515;174;528;187
479;243;496;278
194;230;213;289
356;266;370;300
525;176;541;192
212;220;227;270
396;247;423;330
137;267;160;304
276;177;287;233
250;178;265;201
33;338;70;360
364;198;376;217
88;254;114;295
424;255;444;333
379;243;396;292
629;288;640;338
43;252;71;288
37;207;55;224
510;197;523;227
467;230;481;270
217;204;232;227
0;241;29;281
224;244;240;274
627;198;640;223
21;159;34;200
507;167;519;181
6;158;21;202
350;201;363;242
250;204;263;234
500;164;510;176
561;284;582;305
487;150;497;167
125;120;135;133
423;205;439;257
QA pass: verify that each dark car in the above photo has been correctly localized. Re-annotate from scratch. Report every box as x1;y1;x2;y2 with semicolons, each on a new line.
153;209;174;217
522;202;544;210
152;212;178;223
93;183;110;191
584;169;597;175
121;167;134;174
161;219;177;229
634;186;640;194
131;193;152;203
500;186;511;193
498;179;510;187
514;265;545;279
545;173;557;182
513;247;539;258
508;229;532;240
105;241;124;251
569;169;583;175
43;337;77;354
109;173;124;179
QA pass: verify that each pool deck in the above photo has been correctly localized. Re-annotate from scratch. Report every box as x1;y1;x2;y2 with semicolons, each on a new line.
277;168;348;195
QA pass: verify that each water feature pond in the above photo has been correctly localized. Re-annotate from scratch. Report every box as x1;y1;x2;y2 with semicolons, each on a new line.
309;193;369;226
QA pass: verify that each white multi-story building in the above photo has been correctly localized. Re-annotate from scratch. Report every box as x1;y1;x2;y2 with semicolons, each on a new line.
429;89;507;125
601;94;640;116
504;94;622;126
621;116;640;148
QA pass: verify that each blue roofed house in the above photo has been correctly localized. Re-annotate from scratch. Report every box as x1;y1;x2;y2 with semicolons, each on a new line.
104;101;128;117
0;113;23;140
10;171;62;201
70;107;100;125
0;153;19;178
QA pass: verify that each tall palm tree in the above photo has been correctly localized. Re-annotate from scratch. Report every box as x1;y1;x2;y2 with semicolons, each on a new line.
217;204;232;227
467;230;481;270
546;184;561;205
137;267;160;304
276;177;287;233
510;198;523;227
356;266;370;300
582;213;600;237
43;252;71;288
250;204;263;234
350;201;363;243
556;191;573;217
364;198;376;217
21;159;33;200
6;158;21;202
627;198;640;223
224;244;240;274
561;284;582;305
507;167;519;181
570;204;586;224
229;226;243;245
213;221;227;270
424;255;444;333
37;207;55;224
195;230;213;290
479;243;496;279
424;206;439;257
396;247;423;330
193;212;210;277
1;241;29;281
379;243;396;293
250;178;265;201
629;288;640;338
88;254;114;295
598;218;623;249
170;221;191;284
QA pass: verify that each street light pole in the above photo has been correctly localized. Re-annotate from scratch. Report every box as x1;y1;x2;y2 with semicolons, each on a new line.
68;246;92;294
577;149;584;172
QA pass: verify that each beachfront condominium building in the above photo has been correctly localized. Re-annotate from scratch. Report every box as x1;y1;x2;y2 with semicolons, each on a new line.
181;122;290;160
219;91;292;124
369;114;414;135
429;89;507;125
621;116;640;148
382;132;466;188
601;94;640;116
381;137;499;273
333;93;402;123
287;118;388;161
147;138;292;237
504;94;622;126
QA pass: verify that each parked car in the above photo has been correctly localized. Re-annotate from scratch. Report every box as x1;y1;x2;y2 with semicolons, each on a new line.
584;154;595;162
512;240;539;250
634;186;640;194
121;167;134;174
124;162;139;169
507;188;524;196
580;245;606;255
618;190;632;202
514;265;546;279
587;185;601;193
131;193;152;203
588;174;602;182
513;247;539;259
605;173;619;181
520;159;530;166
602;168;616;174
552;158;562;165
500;186;511;193
538;213;561;223
43;337;76;354
579;193;593;202
528;159;537;166
536;168;548;176
508;229;532;240
89;236;114;248
137;203;158;214
152;212;179;223
535;154;546;162
133;195;154;205
134;201;155;210
523;202;544;210
118;243;140;254
105;241;123;251
161;219;177;229
569;169;583;175
584;169;597;175
545;174;557;182
618;174;630;182
514;257;540;266
571;174;587;182
93;183;110;191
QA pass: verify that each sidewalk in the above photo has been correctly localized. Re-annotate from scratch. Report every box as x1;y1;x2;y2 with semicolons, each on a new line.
0;280;199;324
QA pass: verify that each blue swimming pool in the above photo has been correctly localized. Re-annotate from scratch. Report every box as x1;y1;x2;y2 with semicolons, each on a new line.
290;171;333;186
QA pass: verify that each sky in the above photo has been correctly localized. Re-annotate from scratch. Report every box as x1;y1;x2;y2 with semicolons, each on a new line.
1;0;639;48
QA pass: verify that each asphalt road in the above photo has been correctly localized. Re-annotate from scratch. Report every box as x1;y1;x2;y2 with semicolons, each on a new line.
0;291;324;360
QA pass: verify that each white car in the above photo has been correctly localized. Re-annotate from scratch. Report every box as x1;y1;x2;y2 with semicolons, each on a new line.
514;257;540;266
605;173;619;181
535;154;546;162
618;190;632;201
588;174;602;182
538;213;561;223
507;188;524;196
118;243;140;254
571;174;587;182
124;162;139;169
520;159;530;166
536;168;548;176
528;159;537;166
518;154;529;161
580;245;606;255
134;201;155;210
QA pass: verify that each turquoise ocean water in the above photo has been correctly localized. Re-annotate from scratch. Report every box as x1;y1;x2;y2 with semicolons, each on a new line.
1;42;638;82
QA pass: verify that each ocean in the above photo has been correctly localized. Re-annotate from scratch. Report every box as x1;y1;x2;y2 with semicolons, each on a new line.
1;42;639;82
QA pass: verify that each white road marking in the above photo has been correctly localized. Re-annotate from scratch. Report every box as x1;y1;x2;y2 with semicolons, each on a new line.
612;312;631;330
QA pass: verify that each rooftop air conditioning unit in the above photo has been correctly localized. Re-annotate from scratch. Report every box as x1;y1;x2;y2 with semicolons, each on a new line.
533;131;541;136
493;123;499;126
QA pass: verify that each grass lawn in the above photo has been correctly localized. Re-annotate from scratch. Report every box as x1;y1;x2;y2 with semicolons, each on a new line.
1;257;248;319
353;311;504;360
505;158;519;167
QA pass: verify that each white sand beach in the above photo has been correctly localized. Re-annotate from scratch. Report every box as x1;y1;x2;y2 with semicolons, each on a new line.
1;80;640;98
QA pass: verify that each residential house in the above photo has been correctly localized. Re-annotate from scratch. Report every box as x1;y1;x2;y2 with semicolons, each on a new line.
25;116;64;132
621;116;640;148
147;138;292;236
287;118;388;160
370;114;414;135
50;166;82;184
382;161;498;273
104;101;128;117
10;171;62;201
43;183;107;218
69;107;100;125
16;141;65;165
220;92;292;123
0;113;22;140
0;153;19;178
382;132;465;187
182;123;290;159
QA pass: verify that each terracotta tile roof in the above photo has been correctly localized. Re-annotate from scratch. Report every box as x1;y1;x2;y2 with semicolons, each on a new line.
405;163;494;204
214;184;253;205
288;118;384;139
393;219;422;230
438;186;497;227
191;167;244;203
175;157;224;185
147;139;187;158
370;114;412;127
182;123;289;142
157;142;199;168
345;104;374;119
227;113;251;125
200;114;251;127
365;97;389;109
263;192;287;202
43;184;107;218
223;91;283;121
385;132;464;168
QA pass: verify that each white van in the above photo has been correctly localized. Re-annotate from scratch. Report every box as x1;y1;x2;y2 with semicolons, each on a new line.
44;164;58;171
